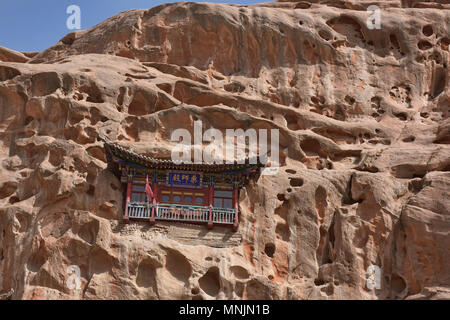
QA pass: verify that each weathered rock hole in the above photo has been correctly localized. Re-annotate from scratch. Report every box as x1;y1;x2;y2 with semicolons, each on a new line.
264;243;276;258
285;169;296;174
128;91;153;116
371;96;381;107
198;267;220;297
391;274;407;295
295;2;311;9
224;81;245;93
0;66;21;81
416;54;425;63
61;32;76;45
301;138;324;157
326;15;364;47
311;95;325;104
319;30;332;41
345;95;355;105
328;216;336;248
9;196;20;204
321;283;334;296
418;40;433;50
285;115;299;130
136;258;157;289
408;178;424;193
87;146;107;163
117;87;126;106
422;25;433;37
79;84;104;103
0;181;18;199
24;116;34;125
394;112;408;121
77;218;99;245
89;247;114;276
314;278;325;286
431;66;446;98
47;150;63;167
72;93;83;101
27;244;47;273
289;178;303;187
230;266;249;280
429;51;442;64
440;37;449;50
276;223;290;241
31;72;61;97
402;136;415;142
154;84;171;97
166;249;192;283
277;193;286;201
191;287;200;295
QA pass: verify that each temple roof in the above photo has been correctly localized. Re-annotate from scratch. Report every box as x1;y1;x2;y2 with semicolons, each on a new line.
104;141;264;174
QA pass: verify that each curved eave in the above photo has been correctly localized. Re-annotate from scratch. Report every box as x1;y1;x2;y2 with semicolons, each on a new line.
104;141;263;174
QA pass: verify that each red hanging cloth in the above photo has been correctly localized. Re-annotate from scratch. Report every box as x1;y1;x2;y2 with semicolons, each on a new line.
145;175;154;201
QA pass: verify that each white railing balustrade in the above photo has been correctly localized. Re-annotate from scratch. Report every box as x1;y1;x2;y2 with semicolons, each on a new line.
156;204;210;223
126;202;235;225
127;202;151;219
212;208;236;224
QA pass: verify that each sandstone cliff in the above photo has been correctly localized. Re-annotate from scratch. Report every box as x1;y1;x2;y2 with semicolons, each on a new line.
0;1;449;300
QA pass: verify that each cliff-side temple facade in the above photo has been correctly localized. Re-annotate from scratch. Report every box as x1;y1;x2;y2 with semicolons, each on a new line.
104;141;262;231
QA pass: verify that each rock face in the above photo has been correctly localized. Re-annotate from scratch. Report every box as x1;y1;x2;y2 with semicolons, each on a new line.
0;1;449;300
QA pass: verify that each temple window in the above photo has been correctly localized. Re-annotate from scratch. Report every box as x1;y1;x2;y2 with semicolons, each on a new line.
159;188;206;205
131;184;148;203
213;190;234;209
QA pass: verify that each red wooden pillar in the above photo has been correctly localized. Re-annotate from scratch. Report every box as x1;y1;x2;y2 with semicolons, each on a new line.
208;184;214;229
150;182;158;225
123;178;132;223
233;185;239;231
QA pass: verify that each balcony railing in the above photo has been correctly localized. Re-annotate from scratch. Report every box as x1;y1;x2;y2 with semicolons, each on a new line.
128;203;150;219
127;202;236;225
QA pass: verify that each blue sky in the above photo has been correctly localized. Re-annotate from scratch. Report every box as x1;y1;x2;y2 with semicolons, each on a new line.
0;0;262;52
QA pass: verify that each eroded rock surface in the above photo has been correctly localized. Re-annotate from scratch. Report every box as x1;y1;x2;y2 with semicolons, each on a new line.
0;1;449;300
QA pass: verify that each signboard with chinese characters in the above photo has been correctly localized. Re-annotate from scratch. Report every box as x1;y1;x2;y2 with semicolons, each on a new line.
167;172;202;187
